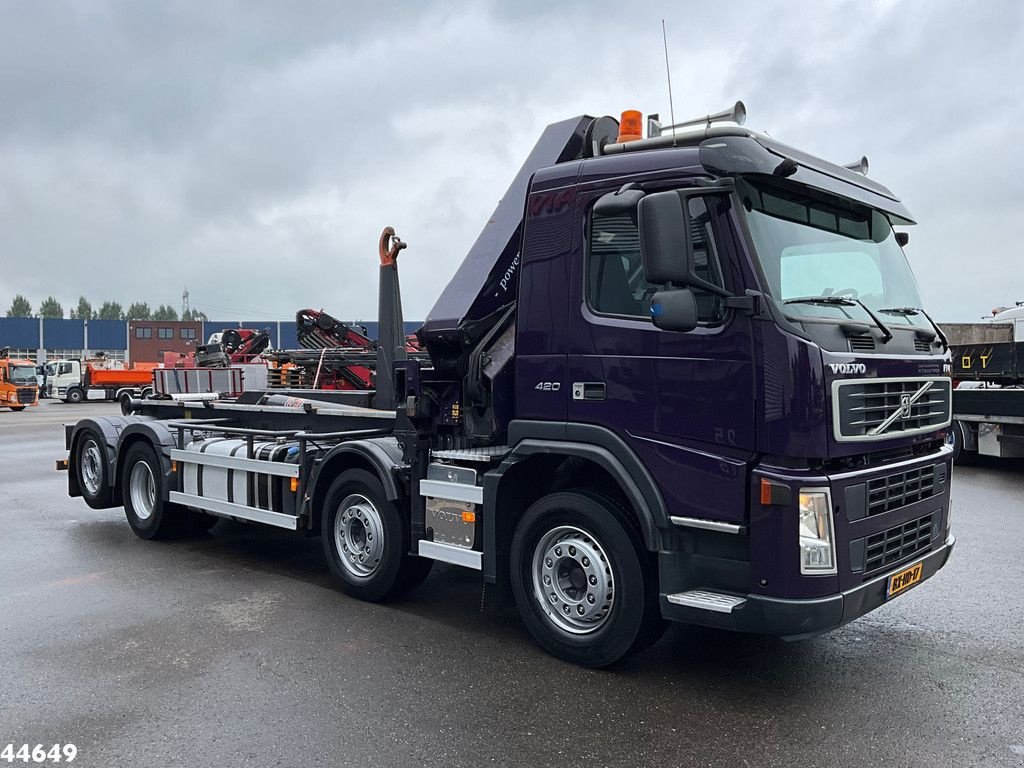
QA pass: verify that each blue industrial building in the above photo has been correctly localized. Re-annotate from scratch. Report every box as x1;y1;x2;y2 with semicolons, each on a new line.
0;318;421;363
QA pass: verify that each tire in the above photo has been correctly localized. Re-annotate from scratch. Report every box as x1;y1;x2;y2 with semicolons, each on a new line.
120;442;184;540
951;420;973;465
9;406;25;411
76;431;114;508
321;469;432;602
510;490;666;668
141;387;153;399
66;387;84;404
119;392;134;415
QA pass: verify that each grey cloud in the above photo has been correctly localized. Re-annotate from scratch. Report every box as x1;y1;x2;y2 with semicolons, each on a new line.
0;0;1021;321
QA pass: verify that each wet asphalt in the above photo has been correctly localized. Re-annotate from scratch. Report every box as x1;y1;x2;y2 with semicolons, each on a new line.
1;400;1022;768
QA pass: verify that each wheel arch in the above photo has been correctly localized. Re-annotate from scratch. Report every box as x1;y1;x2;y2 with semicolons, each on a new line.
66;416;130;502
114;421;178;497
483;428;669;583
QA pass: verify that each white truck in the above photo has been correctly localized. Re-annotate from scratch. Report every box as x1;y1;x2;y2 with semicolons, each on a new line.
47;359;154;404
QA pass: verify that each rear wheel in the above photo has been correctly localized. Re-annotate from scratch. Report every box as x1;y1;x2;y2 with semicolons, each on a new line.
77;432;114;508
9;406;25;411
121;442;185;539
321;469;431;601
510;490;666;667
66;387;84;404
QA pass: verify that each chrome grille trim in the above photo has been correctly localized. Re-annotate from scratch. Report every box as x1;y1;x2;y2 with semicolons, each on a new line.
832;376;952;442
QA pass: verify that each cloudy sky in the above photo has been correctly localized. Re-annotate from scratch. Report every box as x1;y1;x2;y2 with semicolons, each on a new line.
0;0;1020;322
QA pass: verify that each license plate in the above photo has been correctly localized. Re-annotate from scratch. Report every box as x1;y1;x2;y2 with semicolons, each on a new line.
886;561;924;599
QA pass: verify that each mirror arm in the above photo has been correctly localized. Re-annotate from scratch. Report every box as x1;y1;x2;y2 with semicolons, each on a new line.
681;274;730;297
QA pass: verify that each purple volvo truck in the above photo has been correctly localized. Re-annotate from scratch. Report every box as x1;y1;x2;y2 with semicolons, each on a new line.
60;104;954;666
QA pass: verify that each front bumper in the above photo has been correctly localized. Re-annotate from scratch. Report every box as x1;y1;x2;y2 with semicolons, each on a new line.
661;534;955;638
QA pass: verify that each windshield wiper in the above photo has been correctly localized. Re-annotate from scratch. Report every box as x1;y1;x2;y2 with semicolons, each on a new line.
878;306;948;350
784;296;893;343
784;295;856;307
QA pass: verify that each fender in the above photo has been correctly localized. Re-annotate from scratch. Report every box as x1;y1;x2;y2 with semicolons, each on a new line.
308;436;406;506
481;420;670;582
115;420;179;498
66;415;152;499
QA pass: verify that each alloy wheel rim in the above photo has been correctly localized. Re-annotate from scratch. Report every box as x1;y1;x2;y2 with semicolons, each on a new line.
334;494;385;580
129;461;156;521
81;441;103;495
531;525;614;636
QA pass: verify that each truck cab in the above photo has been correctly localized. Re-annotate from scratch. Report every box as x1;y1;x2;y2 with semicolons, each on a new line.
504;130;953;637
0;351;40;411
46;359;78;400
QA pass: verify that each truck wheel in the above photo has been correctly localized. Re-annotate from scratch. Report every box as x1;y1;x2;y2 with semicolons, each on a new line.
121;442;182;540
9;406;25;411
321;469;432;601
66;387;84;404
76;431;113;508
119;392;134;415
510;491;665;667
951;420;972;464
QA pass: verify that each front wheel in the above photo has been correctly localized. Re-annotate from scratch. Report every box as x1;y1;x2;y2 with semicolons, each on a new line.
510;491;665;667
321;469;431;601
66;387;84;404
951;420;973;464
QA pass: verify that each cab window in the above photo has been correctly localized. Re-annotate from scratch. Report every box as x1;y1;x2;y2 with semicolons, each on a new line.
587;194;728;323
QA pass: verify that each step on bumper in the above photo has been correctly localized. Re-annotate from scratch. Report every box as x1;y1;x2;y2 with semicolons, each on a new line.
660;535;955;638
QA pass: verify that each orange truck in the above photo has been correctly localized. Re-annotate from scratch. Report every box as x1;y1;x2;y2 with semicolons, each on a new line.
0;349;39;411
48;359;154;404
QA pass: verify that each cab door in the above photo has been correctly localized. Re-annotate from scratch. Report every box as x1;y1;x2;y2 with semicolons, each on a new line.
567;185;757;524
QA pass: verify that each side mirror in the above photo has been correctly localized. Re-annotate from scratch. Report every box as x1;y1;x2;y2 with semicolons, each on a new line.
895;231;909;247
650;288;699;332
638;191;693;285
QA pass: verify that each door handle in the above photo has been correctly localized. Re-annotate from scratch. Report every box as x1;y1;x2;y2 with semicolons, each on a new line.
572;382;606;401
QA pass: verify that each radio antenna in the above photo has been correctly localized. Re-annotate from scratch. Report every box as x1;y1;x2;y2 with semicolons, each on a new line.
662;19;677;146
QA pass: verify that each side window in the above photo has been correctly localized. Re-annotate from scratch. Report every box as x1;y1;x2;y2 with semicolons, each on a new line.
587;194;728;323
687;196;727;323
588;211;646;317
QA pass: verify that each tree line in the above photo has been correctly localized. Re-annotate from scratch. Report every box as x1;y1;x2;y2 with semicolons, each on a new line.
4;295;208;322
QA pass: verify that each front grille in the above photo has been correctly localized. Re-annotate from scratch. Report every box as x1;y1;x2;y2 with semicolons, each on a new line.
16;387;36;404
864;513;934;573
834;378;951;441
867;466;937;516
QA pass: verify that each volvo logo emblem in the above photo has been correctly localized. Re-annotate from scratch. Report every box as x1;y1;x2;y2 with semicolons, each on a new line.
829;363;867;375
899;394;912;418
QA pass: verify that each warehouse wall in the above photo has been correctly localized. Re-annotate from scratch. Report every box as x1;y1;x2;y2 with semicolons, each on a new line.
0;317;421;363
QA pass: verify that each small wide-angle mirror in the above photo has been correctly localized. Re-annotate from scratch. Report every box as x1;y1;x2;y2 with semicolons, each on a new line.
650;288;699;332
896;231;909;247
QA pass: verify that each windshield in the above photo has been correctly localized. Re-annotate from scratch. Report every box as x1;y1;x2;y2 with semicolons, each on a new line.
10;365;38;385
738;179;929;329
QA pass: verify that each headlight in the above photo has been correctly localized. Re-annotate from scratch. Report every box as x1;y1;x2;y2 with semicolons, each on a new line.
799;488;836;575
